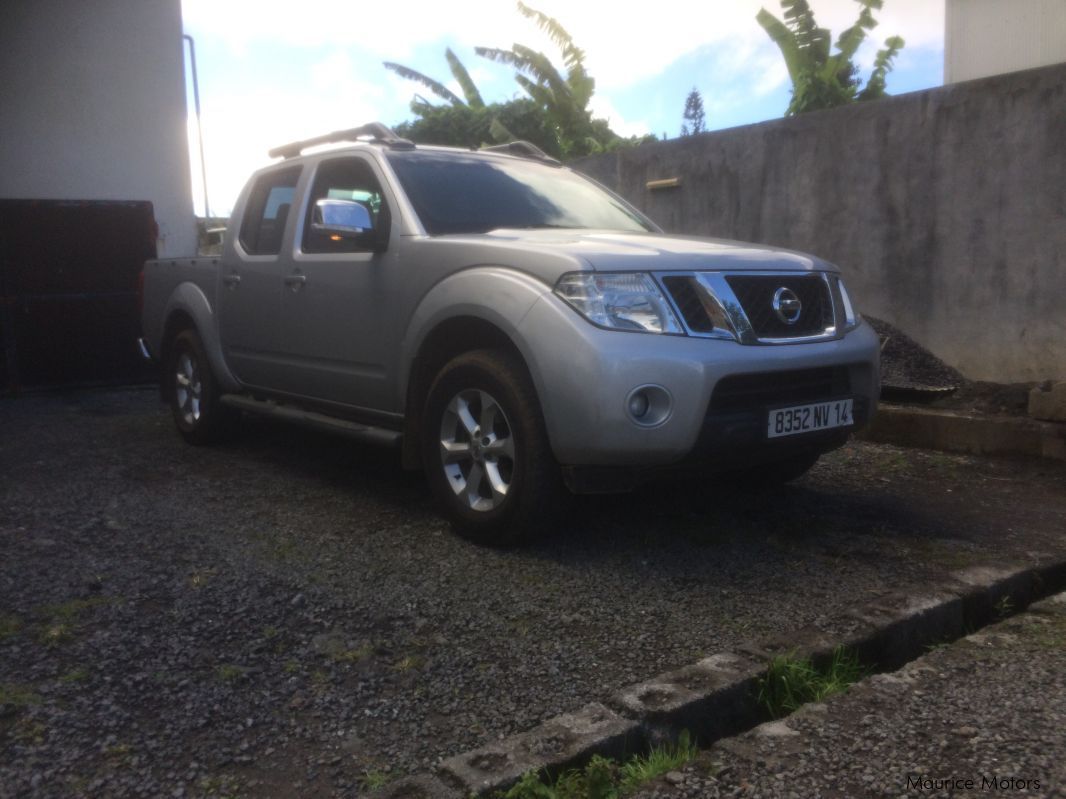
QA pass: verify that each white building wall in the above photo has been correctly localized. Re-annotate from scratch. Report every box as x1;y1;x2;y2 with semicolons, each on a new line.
946;0;1066;83
0;0;195;257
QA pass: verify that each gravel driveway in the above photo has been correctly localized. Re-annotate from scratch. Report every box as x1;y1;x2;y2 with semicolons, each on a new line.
2;388;1065;797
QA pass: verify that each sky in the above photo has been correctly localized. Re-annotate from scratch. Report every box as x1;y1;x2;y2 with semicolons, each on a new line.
180;0;946;217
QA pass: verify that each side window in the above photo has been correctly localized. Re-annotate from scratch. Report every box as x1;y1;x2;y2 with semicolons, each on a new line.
303;157;389;254
239;166;301;255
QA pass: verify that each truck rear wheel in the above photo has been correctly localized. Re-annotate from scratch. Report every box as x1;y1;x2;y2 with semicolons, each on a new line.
422;349;566;546
167;329;231;445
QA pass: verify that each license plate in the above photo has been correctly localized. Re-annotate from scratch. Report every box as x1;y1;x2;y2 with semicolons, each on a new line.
767;398;854;439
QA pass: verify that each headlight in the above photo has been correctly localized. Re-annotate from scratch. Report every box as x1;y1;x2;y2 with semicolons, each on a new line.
836;277;861;330
554;272;682;334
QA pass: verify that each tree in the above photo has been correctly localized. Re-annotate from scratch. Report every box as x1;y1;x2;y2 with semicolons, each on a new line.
392;98;564;157
757;0;905;115
475;1;618;158
680;88;706;136
384;47;485;109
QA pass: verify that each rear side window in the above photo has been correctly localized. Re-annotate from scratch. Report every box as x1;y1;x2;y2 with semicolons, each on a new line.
240;167;301;255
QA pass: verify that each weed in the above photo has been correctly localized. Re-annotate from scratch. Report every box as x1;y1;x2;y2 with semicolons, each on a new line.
11;718;46;745
994;595;1014;619
216;664;245;683
0;614;21;641
189;569;217;589
59;668;90;684
38;597;111;621
359;769;390;791
40;623;73;647
757;647;865;719
332;643;374;664
620;732;697;790
499;734;698;799
198;774;244;797
393;654;424;673
104;743;133;761
0;683;40;709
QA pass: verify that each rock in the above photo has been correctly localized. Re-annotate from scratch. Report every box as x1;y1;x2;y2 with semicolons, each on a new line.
1029;381;1066;422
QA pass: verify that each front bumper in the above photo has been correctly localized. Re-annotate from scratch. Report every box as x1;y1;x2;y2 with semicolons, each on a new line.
517;293;880;469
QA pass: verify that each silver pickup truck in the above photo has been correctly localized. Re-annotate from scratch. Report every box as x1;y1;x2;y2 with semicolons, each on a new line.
140;123;879;545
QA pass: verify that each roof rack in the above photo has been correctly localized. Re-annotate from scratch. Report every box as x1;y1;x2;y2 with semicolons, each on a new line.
479;140;562;166
268;122;415;159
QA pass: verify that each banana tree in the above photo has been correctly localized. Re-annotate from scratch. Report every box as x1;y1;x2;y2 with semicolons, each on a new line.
757;0;905;115
476;1;606;157
384;47;485;110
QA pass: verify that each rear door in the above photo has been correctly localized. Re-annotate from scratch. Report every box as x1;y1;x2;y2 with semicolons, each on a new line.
218;165;301;388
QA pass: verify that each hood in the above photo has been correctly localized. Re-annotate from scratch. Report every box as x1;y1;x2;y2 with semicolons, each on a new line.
437;229;838;275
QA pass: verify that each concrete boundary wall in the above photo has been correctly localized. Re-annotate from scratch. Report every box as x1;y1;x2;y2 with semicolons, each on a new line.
573;64;1066;382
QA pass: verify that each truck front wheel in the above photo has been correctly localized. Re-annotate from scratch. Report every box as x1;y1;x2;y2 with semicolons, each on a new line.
421;349;565;546
166;329;231;445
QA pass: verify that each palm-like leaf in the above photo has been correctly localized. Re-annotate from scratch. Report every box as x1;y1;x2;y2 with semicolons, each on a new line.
383;62;464;106
857;35;904;100
445;48;484;108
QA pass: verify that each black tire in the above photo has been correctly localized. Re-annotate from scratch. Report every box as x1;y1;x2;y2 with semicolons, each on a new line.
166;329;231;445
421;349;567;546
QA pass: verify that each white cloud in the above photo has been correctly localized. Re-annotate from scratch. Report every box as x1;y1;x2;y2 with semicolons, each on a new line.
588;95;649;138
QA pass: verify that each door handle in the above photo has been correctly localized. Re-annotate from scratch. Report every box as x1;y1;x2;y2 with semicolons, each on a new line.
284;272;307;288
223;273;241;288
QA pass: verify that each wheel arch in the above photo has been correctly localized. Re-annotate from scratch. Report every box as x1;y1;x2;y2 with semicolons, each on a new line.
401;315;542;470
158;282;240;396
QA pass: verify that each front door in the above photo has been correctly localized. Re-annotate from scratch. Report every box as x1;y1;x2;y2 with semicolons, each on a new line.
274;155;397;412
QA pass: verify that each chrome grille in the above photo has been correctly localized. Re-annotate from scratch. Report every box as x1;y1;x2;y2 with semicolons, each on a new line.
724;274;833;339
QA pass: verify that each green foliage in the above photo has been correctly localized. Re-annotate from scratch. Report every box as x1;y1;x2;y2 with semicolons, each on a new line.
757;647;866;718
680;88;706;136
384;47;483;108
474;2;625;158
394;98;564;157
757;0;905;115
0;614;21;641
499;734;697;799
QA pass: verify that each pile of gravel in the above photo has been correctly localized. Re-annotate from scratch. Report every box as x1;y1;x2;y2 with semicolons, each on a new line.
865;316;964;394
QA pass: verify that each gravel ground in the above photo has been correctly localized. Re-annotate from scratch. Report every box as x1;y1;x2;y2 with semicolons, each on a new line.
631;594;1066;799
2;388;1065;798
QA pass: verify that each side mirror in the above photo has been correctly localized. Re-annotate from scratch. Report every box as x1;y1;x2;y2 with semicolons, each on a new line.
312;198;374;238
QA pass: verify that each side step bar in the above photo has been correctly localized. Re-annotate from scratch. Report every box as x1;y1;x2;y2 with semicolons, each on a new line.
220;394;402;449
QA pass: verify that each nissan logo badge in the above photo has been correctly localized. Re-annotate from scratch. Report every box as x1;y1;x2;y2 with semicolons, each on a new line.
772;287;803;325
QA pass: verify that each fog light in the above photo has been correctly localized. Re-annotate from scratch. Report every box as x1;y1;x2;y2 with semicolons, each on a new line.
628;391;650;419
624;384;673;427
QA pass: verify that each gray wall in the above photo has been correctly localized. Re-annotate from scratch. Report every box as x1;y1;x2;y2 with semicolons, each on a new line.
0;0;195;257
574;64;1066;383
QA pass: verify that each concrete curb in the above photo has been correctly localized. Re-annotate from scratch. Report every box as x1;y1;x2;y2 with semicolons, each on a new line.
372;558;1066;798
861;403;1066;460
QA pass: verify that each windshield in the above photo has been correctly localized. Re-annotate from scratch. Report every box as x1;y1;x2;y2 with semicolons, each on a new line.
386;151;655;236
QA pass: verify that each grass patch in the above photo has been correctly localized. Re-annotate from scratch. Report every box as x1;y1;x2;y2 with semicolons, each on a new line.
33;596;116;647
216;664;246;683
359;769;390;792
59;668;90;685
393;654;424;673
499;732;698;799
0;683;41;709
0;614;22;641
331;643;374;664
757;647;865;719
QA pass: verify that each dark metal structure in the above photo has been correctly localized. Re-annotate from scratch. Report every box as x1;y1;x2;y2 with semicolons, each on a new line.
0;199;158;393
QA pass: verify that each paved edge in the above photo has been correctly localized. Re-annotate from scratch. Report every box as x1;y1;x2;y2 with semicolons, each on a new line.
368;559;1066;799
860;403;1066;460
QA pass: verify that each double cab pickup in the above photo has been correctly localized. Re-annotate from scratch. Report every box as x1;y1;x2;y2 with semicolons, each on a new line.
140;123;880;544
